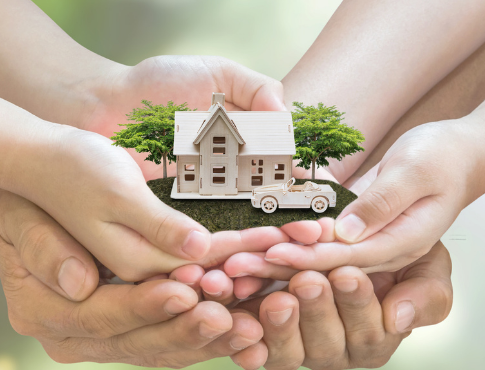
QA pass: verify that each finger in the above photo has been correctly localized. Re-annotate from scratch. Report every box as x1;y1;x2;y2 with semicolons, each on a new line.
215;58;286;112
0;248;199;340
334;160;434;243
265;195;452;272
0;190;98;301
225;252;299;280
108;301;233;357
208;227;290;267
288;271;346;368
259;292;304;370
169;264;205;298
382;241;453;334
113;184;212;262
328;266;401;363
200;269;237;306
234;276;266;300
155;311;264;369
280;221;322;245
55;301;234;364
231;341;268;370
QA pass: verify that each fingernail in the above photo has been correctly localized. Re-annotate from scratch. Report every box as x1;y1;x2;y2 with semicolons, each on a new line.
395;301;415;333
267;308;293;326
58;257;86;299
164;297;192;316
335;214;366;242
199;323;226;339
182;230;209;260
230;335;257;350
295;285;323;300
333;278;358;293
264;257;291;266
203;289;223;298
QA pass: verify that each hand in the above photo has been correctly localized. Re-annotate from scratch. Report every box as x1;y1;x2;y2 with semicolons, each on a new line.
0;223;266;368
232;242;452;370
84;55;286;180
0;99;289;282
242;117;485;274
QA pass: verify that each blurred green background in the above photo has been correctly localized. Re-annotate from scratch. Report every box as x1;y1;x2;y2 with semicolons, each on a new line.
1;1;485;369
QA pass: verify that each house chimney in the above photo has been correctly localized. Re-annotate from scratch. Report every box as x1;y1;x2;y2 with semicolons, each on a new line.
211;92;225;106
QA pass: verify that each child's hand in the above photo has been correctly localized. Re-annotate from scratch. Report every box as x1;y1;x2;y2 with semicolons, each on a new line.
81;55;286;180
230;116;485;276
0;99;288;282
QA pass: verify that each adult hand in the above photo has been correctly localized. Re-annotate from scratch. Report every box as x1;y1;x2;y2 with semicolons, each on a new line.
241;116;485;274
84;55;286;180
233;242;452;370
0;230;266;368
0;99;289;282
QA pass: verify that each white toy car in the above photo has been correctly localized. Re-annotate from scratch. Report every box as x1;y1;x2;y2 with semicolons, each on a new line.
251;177;337;214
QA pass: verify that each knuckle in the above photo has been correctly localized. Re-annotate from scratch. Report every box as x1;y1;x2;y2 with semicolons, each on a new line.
71;306;118;339
361;187;402;222
347;328;386;348
18;223;53;263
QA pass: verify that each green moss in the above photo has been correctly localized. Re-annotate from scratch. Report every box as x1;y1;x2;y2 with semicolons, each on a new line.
147;177;357;233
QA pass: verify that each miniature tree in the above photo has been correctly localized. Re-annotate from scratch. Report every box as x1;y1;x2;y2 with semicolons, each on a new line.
111;100;193;178
292;102;365;180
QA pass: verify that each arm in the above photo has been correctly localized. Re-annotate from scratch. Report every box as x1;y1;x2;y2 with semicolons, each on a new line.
283;0;485;183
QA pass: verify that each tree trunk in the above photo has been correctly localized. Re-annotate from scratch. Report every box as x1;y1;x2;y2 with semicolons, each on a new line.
163;153;168;179
312;159;316;180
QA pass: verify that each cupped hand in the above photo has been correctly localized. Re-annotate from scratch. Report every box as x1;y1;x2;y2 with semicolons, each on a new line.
232;242;452;370
0;227;266;368
237;118;484;274
85;55;286;180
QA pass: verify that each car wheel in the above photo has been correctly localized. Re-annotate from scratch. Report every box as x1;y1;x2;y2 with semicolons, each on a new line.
312;196;328;213
261;196;277;214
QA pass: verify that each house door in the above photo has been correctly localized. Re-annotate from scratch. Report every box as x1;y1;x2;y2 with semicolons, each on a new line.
179;162;199;193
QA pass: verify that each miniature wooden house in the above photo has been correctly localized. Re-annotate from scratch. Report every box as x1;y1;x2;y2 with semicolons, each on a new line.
172;93;295;198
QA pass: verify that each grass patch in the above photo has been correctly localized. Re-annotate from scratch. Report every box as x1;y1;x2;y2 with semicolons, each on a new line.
147;177;357;233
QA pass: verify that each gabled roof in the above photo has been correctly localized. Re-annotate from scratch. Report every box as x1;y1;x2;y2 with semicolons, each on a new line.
193;103;245;145
174;109;296;156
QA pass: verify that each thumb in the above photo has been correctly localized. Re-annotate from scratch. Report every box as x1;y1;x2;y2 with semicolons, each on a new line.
336;161;431;243
381;242;453;334
217;58;286;112
0;191;99;301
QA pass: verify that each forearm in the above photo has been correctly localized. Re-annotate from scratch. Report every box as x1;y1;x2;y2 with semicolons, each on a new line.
0;0;126;128
283;0;485;183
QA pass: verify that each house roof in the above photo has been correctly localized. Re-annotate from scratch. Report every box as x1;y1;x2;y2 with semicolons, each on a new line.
174;109;296;156
193;103;245;145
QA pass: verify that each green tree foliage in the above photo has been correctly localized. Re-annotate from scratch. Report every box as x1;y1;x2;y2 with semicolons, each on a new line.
111;100;193;178
292;102;365;180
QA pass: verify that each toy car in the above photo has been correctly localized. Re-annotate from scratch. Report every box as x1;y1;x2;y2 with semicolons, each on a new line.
251;177;337;214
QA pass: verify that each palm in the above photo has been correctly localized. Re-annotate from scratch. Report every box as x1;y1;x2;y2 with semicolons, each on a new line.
85;55;282;180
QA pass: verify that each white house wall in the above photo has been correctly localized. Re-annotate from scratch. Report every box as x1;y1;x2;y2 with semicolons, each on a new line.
238;155;292;192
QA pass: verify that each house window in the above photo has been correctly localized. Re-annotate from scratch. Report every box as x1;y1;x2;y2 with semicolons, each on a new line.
213;137;226;144
213;166;225;174
251;167;257;174
251;176;263;186
252;159;257;166
185;164;195;171
213;147;225;155
275;174;285;180
275;164;285;171
258;168;263;174
213;177;225;184
259;160;264;166
185;174;195;181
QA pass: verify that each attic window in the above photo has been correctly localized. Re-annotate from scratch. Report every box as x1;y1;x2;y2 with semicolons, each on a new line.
213;147;225;155
275;164;285;171
184;164;195;171
213;136;226;144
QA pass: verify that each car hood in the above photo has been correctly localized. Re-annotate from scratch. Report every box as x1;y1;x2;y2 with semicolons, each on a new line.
253;183;285;193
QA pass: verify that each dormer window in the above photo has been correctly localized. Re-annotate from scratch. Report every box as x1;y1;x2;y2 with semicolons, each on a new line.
212;135;226;157
213;137;226;144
